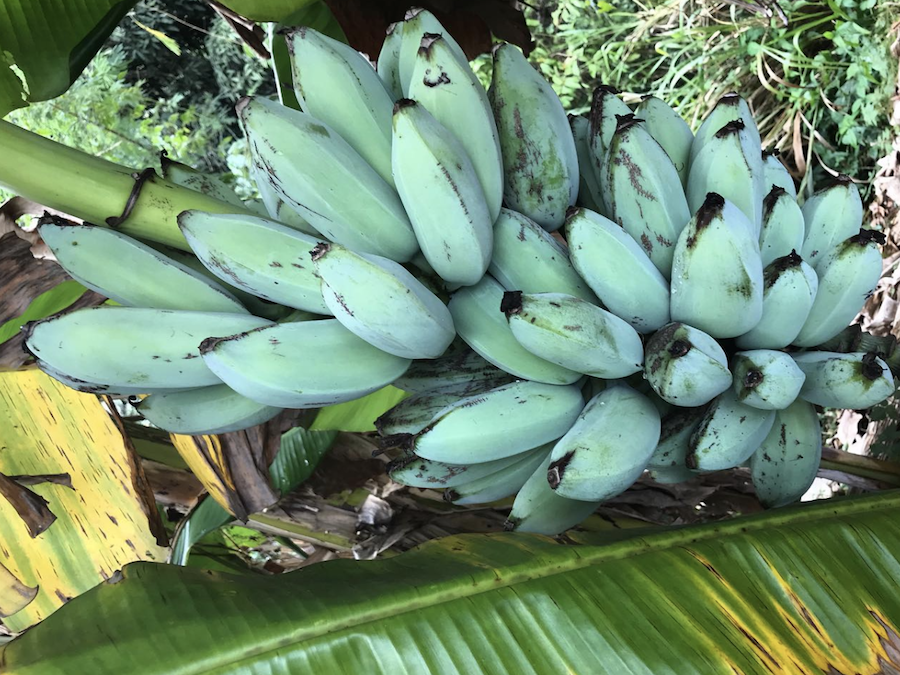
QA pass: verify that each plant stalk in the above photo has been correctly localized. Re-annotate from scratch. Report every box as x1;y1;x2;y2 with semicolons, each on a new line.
0;121;256;250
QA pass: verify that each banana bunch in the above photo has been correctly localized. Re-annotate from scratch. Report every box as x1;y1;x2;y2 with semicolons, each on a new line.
26;14;896;537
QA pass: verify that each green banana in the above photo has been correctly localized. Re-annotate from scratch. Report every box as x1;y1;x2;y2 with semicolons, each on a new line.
689;93;760;167
502;291;643;378
392;348;513;394
34;359;193;397
800;175;863;269
311;242;455;359
445;444;552;505
388;447;537;489
489;208;598;303
412;380;585;464
377;22;403;99
598;114;691;278
643;322;732;407
732;349;806;410
634;95;693;186
238;96;417;261
793;230;884;347
397;9;466;97
750;399;821;508
758;186;805;268
39;222;247;314
762;150;797;199
686;119;765;235
249;160;320;236
587;85;631;169
791;351;895;409
199;319;411;408
136;385;282;435
448;276;582;385
376;376;513;436
735;252;817;350
178;211;329;315
547;384;661;501
25;307;270;390
287;27;395;187
670;193;763;338
392;99;492;286
686;389;775;471
569;114;605;213
505;452;602;535
409;33;503;221
647;406;706;483
160;157;244;208
490;43;578;231
566;207;670;334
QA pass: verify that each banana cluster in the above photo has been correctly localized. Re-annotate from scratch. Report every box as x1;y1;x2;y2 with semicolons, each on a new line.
27;10;895;535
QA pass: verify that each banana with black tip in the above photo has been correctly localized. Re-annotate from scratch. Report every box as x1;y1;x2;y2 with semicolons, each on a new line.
445;444;552;505
800;175;863;269
791;351;895;409
392;348;513;394
732;349;806;410
569;114;605;214
388;448;539;489
377;22;403;99
690;93;760;166
647;406;706;484
634;95;693;186
762;150;797;199
397;8;466;96
686;389;775;471
758;186;804;268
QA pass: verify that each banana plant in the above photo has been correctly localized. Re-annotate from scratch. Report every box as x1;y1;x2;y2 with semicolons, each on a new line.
5;489;900;673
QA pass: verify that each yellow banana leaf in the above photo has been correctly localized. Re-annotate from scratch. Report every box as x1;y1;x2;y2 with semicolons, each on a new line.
0;368;167;631
6;490;900;673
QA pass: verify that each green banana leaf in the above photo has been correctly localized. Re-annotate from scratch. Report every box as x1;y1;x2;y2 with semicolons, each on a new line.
7;490;900;673
217;0;320;22
311;385;408;432
0;280;85;346
0;0;137;116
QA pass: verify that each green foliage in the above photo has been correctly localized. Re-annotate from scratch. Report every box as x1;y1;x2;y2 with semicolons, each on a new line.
527;0;897;193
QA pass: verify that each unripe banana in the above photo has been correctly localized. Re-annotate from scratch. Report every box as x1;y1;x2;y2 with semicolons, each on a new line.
412;380;585;464
249;160;320;236
25;308;271;390
690;93;760;166
397;9;466;96
647;406;706;483
800;175;863;269
566;207;670;334
599;114;691;277
136;385;282;435
178;211;329;315
161;157;245;207
376;376;512;436
448;276;582;385
392;348;513;394
791;351;895;409
587;85;631;169
758;186;805;268
286;28;395;187
199;319;411;408
793;230;885;347
388;447;536;489
505;452;601;535
445;444;552;505
39;222;247;314
547;384;661;501
489;208;598;303
750;399;821;508
735;252;817;350
311;242;455;359
762;150;797;199
687;389;775;471
686;119;765;235
34;359;193;397
732;349;806;410
643;322;732;406
569;114;605;213
670;193;763;338
502;291;643;379
377;22;403;99
409;33;503;221
238;96;417;261
490;43;578;231
392;98;492;285
634;95;693;186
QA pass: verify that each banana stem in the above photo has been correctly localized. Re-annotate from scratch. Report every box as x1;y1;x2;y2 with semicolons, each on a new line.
814;325;900;377
0;121;256;251
820;448;900;487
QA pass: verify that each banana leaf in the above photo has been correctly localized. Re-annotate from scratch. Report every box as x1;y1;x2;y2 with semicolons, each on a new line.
6;490;900;673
